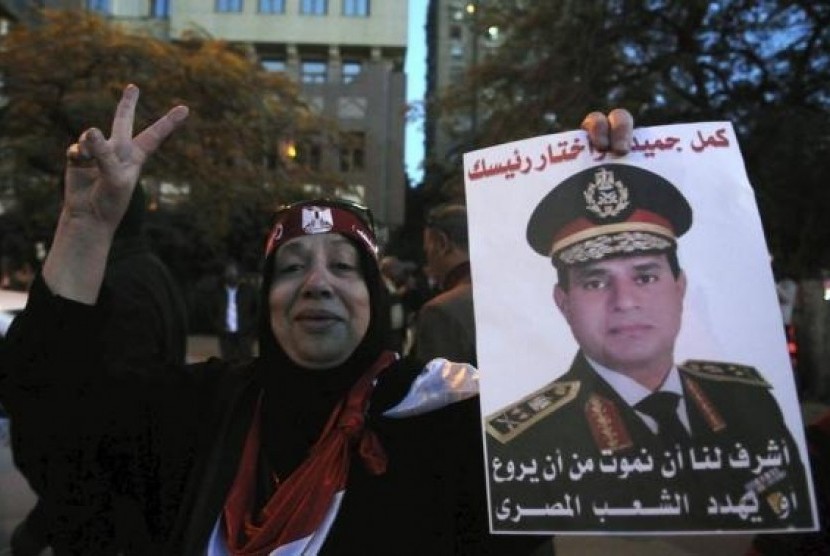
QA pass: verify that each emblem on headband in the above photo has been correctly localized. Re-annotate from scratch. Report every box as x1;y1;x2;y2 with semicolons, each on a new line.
584;168;630;219
302;206;334;234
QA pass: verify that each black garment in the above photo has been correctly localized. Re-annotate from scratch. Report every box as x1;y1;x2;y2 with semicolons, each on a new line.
102;236;189;369
218;331;254;362
9;235;189;555
0;276;552;555
485;352;813;533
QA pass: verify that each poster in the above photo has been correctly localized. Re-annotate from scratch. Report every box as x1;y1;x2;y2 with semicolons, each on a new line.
464;123;817;534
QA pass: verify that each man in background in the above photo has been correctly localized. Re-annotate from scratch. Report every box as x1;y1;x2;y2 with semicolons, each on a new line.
414;204;477;365
212;259;258;362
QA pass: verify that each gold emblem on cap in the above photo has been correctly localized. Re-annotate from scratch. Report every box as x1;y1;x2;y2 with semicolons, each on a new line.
584;168;630;219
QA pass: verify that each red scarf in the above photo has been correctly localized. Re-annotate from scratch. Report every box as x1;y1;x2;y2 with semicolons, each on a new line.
223;351;397;555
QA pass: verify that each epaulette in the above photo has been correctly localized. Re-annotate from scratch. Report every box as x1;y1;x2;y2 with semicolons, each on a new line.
485;381;579;444
679;359;771;388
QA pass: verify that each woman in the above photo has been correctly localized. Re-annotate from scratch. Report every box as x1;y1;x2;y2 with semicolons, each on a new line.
0;85;632;555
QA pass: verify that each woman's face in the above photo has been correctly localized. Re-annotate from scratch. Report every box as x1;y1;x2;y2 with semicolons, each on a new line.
269;233;371;369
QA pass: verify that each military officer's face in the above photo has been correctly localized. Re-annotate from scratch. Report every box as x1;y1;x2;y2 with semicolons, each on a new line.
554;253;686;383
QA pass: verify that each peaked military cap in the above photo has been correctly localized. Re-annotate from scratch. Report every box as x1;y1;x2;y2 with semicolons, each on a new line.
526;164;693;266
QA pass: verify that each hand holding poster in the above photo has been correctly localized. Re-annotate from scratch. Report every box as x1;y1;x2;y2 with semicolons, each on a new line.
464;123;817;534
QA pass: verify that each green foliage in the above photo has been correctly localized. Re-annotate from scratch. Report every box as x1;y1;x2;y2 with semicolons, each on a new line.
0;8;333;268
428;0;830;275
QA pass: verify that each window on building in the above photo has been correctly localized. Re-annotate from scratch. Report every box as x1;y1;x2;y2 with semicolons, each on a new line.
339;132;366;172
300;0;327;15
342;0;369;17
86;0;110;13
301;61;327;84
259;0;285;13
338;97;367;118
342;61;362;84
449;24;462;40
216;0;243;12
151;0;170;17
262;58;287;72
296;141;322;171
302;184;325;197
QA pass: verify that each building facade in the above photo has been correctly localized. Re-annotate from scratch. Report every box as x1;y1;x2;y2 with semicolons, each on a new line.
424;0;499;196
44;0;408;232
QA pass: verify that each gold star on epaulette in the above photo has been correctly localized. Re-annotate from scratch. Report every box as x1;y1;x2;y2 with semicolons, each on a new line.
680;360;771;387
485;381;579;444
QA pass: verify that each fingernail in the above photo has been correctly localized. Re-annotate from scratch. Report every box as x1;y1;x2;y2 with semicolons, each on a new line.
612;138;629;153
87;128;104;142
171;106;189;122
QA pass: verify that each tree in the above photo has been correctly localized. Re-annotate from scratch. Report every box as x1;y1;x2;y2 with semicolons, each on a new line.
0;8;335;264
425;1;621;200
429;0;830;276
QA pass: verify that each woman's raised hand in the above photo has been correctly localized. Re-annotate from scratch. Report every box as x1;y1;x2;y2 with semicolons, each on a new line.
63;84;189;232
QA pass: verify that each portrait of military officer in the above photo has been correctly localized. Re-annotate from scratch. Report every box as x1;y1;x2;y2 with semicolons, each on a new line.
484;164;813;533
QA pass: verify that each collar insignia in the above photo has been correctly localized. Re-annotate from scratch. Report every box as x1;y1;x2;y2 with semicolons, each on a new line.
682;375;726;432
585;393;634;452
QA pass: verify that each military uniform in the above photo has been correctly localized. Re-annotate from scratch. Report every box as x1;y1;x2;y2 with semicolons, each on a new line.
484;163;814;532
485;352;811;531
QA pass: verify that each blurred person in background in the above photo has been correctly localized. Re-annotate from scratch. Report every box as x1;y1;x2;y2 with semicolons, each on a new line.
211;259;258;362
379;255;409;353
1;239;37;292
414;204;477;365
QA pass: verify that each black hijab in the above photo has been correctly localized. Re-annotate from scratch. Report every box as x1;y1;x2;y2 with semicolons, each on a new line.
254;230;392;480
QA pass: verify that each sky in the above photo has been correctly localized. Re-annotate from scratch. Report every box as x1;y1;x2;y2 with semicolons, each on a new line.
405;1;427;185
